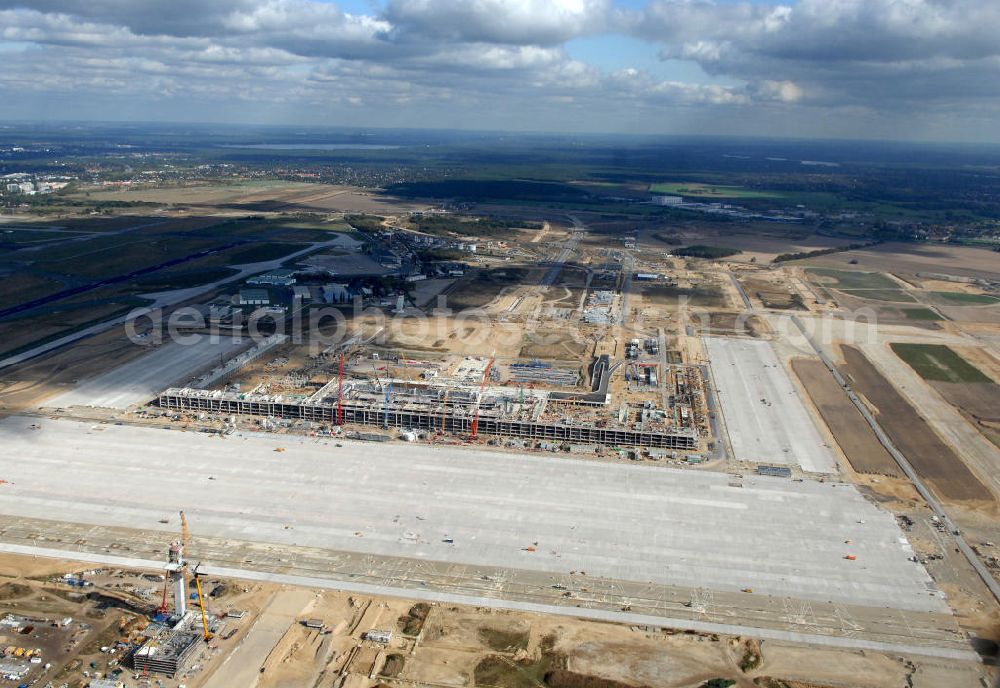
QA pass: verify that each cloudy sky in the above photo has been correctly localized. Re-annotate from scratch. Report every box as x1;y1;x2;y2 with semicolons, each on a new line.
1;0;998;142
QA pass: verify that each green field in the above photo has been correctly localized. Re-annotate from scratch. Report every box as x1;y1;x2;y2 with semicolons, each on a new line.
226;242;307;264
839;288;916;303
928;291;1000;305
805;268;899;290
134;266;239;290
890;343;992;383
650;182;782;199
902;307;943;321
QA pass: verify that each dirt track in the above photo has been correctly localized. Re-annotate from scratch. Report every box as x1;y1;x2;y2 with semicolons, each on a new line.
792;358;900;477
839;346;994;503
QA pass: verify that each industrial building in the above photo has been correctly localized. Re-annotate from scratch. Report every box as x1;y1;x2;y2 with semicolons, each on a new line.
238;288;271;306
157;369;699;449
247;269;297;286
130;630;200;676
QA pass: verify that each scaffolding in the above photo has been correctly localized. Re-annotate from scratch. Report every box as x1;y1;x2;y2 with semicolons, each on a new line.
130;628;200;676
157;384;698;449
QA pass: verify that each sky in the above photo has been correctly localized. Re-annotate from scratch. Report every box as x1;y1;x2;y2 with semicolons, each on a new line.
1;0;999;142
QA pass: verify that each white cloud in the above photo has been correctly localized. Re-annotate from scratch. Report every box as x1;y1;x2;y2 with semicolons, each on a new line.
384;0;614;46
0;0;998;137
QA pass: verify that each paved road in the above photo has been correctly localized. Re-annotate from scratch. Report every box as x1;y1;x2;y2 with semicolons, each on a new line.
704;336;837;473
730;271;753;311
0;538;975;661
0;236;353;371
45;334;250;409
0;416;945;613
539;215;582;287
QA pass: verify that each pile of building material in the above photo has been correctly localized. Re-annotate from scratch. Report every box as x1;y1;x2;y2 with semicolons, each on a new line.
508;361;579;387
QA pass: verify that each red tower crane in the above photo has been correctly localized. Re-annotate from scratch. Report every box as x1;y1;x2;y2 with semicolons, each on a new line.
336;353;345;426
470;353;495;439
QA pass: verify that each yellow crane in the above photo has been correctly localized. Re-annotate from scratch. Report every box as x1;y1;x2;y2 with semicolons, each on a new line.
180;511;213;642
193;563;213;642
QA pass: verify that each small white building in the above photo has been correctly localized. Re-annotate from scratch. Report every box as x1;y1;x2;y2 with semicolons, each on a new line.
364;629;393;644
238;288;270;306
653;195;684;206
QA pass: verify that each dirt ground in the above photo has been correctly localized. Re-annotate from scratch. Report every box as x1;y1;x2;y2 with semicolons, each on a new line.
801;242;1000;281
791;358;901;477
932;381;1000;449
741;276;807;310
0;325;154;414
0;539;994;688
839;345;994;503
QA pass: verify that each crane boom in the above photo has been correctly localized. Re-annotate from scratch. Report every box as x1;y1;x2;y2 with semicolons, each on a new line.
336;353;345;426
180;510;190;557
470;354;495;439
193;563;213;642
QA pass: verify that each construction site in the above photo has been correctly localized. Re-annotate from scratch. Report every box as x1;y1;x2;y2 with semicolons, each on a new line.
154;348;704;450
2;202;1000;688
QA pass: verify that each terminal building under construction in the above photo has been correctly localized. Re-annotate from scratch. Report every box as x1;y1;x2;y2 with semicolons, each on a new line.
157;372;699;450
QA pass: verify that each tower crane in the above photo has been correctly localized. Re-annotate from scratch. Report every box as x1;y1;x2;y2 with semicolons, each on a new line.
470;352;495;440
336;353;345;426
438;388;449;436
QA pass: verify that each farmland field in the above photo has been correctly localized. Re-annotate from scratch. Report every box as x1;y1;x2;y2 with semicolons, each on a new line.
792;359;900;477
932;382;1000;451
805;268;899;290
902;307;943;321
839;288;916;303
927;291;1000;305
890;343;992;383
642;283;727;308
650;182;782;199
839;345;993;502
226;242;309;264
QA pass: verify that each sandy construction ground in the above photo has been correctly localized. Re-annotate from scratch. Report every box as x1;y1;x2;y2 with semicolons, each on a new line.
705;336;837;472
44;334;249;409
0;415;944;613
203;588;316;688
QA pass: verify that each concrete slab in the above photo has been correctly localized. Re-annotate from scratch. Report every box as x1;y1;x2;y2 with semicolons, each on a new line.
705;336;837;473
0;416;941;613
45;335;248;409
